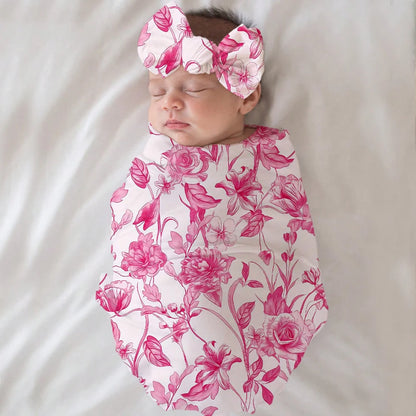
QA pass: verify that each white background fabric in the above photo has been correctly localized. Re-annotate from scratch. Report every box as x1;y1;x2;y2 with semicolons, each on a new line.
0;1;415;416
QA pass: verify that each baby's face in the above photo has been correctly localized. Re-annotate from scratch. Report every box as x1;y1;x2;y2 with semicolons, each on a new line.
148;66;247;147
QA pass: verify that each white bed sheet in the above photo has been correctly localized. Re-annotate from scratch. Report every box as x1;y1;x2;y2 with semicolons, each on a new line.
0;1;415;415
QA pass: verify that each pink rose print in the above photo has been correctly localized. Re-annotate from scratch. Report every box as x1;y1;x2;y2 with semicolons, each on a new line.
163;145;210;182
99;125;327;414
121;232;167;279
183;342;242;401
96;279;134;313
179;248;235;307
263;311;314;360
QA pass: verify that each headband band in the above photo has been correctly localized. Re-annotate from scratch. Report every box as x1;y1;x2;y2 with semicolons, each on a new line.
137;2;264;99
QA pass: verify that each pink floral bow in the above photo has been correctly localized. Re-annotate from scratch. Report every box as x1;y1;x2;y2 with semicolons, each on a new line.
137;2;264;99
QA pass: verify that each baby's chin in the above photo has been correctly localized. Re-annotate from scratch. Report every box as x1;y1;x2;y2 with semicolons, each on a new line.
152;127;215;147
151;124;249;147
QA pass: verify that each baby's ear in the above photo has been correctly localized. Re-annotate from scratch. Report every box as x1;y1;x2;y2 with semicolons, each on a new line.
240;84;262;115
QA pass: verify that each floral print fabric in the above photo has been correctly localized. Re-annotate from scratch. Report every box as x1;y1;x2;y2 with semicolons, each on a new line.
97;125;328;415
137;2;264;99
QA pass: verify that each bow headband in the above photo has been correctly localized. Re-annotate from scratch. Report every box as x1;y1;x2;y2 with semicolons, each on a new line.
137;2;264;99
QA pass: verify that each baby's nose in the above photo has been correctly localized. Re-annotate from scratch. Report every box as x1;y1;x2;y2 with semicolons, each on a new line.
163;91;184;110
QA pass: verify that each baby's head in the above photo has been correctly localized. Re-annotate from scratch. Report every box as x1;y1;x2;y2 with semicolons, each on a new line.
138;3;264;147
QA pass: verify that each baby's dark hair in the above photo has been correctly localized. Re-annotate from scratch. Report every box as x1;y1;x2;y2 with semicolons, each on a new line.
185;7;252;45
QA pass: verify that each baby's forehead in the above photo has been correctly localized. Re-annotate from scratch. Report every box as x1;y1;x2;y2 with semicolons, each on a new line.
148;68;217;84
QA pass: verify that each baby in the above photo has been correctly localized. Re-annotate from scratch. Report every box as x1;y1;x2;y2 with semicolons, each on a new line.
97;3;328;415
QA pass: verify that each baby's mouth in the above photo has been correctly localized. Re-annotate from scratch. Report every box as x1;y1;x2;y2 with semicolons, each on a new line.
165;119;190;129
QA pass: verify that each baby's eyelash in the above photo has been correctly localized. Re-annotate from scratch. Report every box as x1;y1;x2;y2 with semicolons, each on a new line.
185;88;206;93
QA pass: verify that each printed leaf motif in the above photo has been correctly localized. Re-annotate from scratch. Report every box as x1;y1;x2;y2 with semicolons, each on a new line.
261;384;274;405
144;336;171;367
173;399;199;411
150;381;170;405
137;22;150;47
143;284;161;302
243;379;253;393
168;371;180;393
184;288;199;313
169;231;185;255
111;183;128;203
134;197;160;230
250;356;263;379
259;250;272;265
120;209;133;226
236;302;255;329
261;366;281;383
156;42;182;74
260;146;293;170
110;320;120;342
102;122;328;412
182;381;218;401
201;406;219;416
241;262;249;281
153;5;172;32
263;286;290;316
141;305;164;315
163;261;177;277
130;158;150;188
241;210;273;238
218;35;244;53
184;183;221;210
247;280;263;288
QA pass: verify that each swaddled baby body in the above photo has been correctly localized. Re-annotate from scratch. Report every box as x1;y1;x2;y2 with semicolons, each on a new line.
96;3;328;415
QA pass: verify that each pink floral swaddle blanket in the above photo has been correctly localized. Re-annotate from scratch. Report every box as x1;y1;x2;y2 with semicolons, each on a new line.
97;125;328;415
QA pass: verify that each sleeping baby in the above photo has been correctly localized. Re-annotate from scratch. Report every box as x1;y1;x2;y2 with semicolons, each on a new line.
96;2;328;415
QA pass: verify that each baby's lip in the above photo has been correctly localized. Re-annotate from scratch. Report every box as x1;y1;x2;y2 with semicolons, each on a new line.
165;119;190;128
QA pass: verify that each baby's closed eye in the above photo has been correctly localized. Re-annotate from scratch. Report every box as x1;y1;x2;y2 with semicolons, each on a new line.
184;87;207;95
148;88;166;97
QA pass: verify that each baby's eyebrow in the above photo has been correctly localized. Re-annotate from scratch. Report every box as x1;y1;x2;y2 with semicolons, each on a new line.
148;77;162;83
148;79;165;88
